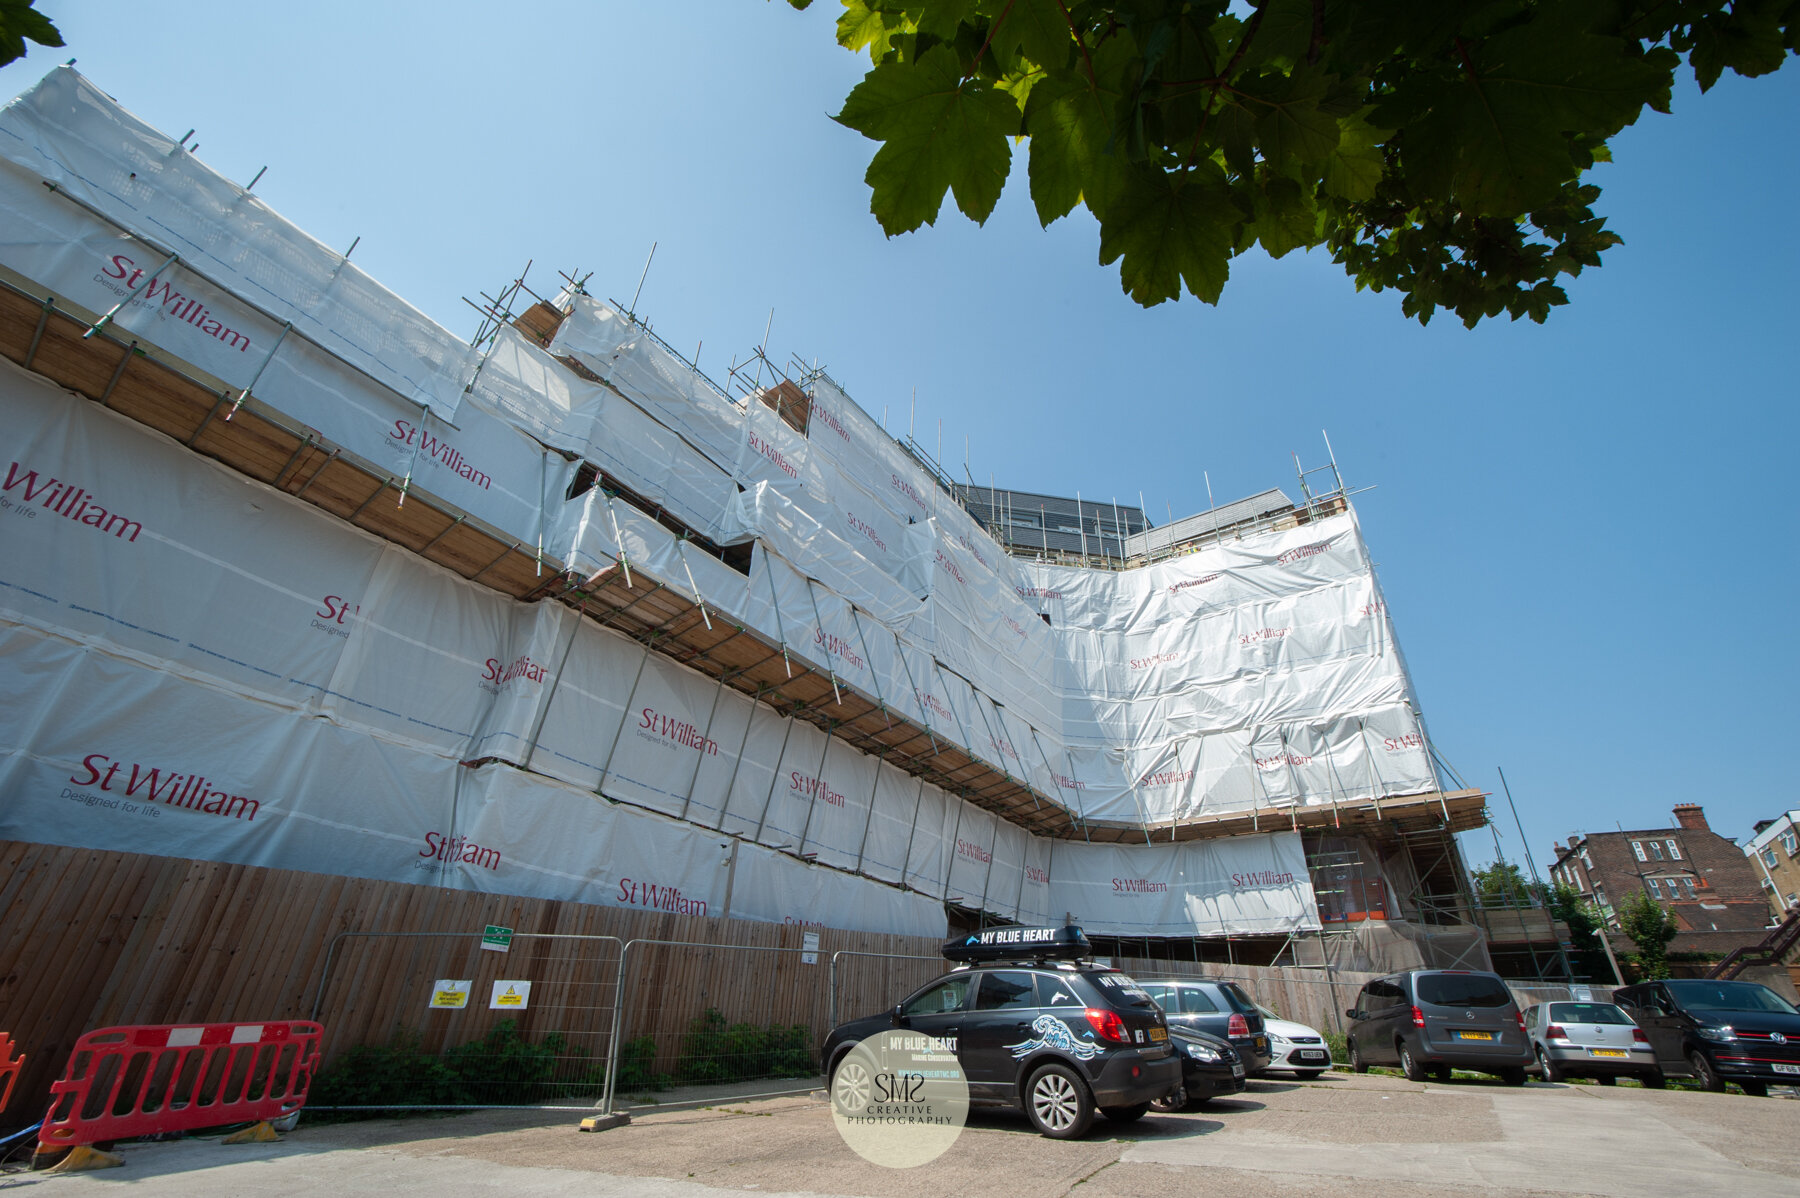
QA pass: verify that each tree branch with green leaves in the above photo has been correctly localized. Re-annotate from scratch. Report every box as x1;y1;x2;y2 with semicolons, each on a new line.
789;0;1797;326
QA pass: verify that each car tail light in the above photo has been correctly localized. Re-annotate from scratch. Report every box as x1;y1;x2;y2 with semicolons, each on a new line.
1085;1007;1129;1043
1632;1028;1650;1045
1410;1006;1426;1028
1227;1013;1249;1037
1516;1011;1527;1035
1546;1024;1568;1041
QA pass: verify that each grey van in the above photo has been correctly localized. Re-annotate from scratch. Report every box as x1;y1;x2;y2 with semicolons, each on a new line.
1345;970;1532;1084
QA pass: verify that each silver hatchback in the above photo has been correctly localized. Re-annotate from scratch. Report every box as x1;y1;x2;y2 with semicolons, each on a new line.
1524;1001;1662;1086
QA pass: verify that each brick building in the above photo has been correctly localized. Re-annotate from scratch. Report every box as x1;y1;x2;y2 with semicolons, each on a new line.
1746;810;1800;921
1547;804;1769;969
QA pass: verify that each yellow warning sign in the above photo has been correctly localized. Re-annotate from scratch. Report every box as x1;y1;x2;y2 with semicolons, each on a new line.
490;979;532;1009
430;980;471;1009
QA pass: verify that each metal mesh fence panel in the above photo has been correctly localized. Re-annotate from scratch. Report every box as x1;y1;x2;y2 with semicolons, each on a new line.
309;931;622;1109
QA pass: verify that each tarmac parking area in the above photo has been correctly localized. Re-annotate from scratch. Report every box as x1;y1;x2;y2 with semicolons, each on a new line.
9;1073;1797;1198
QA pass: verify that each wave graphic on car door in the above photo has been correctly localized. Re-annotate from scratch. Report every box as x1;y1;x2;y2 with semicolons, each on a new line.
1006;1014;1101;1060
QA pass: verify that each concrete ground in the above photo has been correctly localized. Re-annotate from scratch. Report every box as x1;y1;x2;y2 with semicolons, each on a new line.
6;1073;1797;1198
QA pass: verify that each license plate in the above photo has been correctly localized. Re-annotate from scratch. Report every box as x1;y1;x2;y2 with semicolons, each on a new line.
1774;1063;1800;1076
1589;1049;1627;1058
1231;1064;1245;1077
1457;1031;1493;1041
1149;1027;1167;1042
1254;1037;1268;1051
1297;1050;1327;1061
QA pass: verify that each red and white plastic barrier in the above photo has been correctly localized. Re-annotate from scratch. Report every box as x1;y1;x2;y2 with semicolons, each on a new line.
37;1021;321;1151
0;1031;22;1114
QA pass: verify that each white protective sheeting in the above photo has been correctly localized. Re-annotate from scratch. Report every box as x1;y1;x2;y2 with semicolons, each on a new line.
0;65;1450;940
0;67;478;417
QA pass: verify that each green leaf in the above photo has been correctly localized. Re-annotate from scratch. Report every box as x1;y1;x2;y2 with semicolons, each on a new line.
987;0;1071;71
1021;35;1136;224
915;0;977;42
1097;164;1238;305
1320;111;1388;202
836;1;898;60
0;0;63;68
1239;68;1343;173
1250;174;1320;259
1236;0;1315;70
835;44;1019;234
1391;16;1674;215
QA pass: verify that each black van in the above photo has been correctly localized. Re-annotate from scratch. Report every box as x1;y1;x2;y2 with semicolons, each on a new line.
1345;970;1532;1084
1613;978;1800;1096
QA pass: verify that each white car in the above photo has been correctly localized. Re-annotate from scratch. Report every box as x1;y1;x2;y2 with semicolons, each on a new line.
1255;1004;1332;1078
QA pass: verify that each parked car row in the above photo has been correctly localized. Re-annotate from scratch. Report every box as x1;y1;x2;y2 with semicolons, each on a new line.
824;930;1800;1141
1344;969;1800;1096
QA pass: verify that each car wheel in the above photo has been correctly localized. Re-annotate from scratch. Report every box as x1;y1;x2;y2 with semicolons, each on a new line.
1101;1102;1150;1123
1294;1069;1325;1081
1688;1050;1725;1093
1536;1046;1563;1084
1150;1083;1192;1114
1025;1063;1095;1139
1498;1067;1528;1087
1348;1039;1369;1074
1738;1080;1768;1098
830;1051;873;1115
1399;1042;1428;1083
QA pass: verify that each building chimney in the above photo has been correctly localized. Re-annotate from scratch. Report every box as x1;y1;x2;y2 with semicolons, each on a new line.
1672;803;1709;832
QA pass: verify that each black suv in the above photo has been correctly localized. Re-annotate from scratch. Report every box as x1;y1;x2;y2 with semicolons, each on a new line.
1613;978;1800;1096
1137;978;1274;1073
822;926;1181;1138
1345;969;1532;1084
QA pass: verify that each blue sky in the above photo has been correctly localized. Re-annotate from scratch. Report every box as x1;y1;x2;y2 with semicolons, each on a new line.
5;2;1796;875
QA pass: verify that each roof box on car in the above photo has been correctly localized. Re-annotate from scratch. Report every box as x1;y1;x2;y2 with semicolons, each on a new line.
942;925;1092;964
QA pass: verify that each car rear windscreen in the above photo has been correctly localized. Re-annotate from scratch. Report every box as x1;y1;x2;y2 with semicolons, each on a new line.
1549;1003;1631;1024
1416;974;1513;1008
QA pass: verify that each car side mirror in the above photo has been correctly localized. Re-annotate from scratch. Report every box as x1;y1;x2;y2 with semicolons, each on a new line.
1346;1009;1361;1020
891;1003;908;1026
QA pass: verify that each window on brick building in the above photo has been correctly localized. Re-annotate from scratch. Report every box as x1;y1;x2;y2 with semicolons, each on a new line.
1649;841;1665;861
1666;840;1681;860
1783;831;1797;856
1767;847;1781;869
1648;879;1663;898
1683;877;1697;898
1632;841;1647;862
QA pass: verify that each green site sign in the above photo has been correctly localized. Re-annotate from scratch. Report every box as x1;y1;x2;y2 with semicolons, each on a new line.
481;925;513;952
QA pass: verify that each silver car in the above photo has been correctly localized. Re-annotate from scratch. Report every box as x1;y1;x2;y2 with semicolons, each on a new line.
1523;1001;1662;1086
